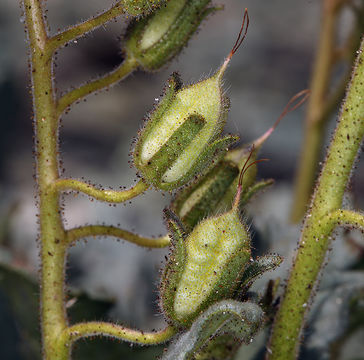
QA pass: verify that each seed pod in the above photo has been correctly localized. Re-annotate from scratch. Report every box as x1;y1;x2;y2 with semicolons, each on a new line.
125;0;218;71
160;153;269;327
133;10;250;191
171;89;310;229
122;0;167;17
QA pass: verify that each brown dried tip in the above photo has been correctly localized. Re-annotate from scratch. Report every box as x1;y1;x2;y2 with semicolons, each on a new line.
254;89;311;149
230;8;249;58
218;8;249;77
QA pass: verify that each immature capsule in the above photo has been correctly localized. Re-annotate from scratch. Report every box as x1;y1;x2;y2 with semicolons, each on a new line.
133;10;250;190
160;154;269;327
171;89;310;230
125;0;218;71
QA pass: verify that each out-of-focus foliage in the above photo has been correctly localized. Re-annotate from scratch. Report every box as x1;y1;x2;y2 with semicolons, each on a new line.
0;263;164;359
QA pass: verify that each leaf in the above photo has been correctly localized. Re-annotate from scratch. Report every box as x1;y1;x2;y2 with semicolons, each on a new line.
161;300;264;360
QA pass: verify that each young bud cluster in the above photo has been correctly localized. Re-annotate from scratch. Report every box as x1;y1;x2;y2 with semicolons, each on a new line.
125;0;217;71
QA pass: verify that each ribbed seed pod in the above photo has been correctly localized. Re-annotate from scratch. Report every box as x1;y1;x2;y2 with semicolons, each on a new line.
161;205;251;327
133;71;238;190
125;0;217;71
160;149;283;328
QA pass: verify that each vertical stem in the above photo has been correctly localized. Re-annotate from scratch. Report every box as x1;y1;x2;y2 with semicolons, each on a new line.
291;0;340;222
268;38;364;360
24;0;68;358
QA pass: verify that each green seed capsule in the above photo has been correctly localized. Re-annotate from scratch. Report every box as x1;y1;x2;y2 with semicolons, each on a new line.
161;204;252;327
160;149;263;327
160;145;284;328
125;0;218;71
122;0;167;17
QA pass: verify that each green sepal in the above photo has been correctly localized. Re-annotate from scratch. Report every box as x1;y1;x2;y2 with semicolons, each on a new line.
159;134;239;191
171;160;239;232
161;300;264;360
160;209;187;326
125;0;217;71
122;0;168;17
133;72;182;183
164;207;187;243
138;114;206;190
235;254;283;297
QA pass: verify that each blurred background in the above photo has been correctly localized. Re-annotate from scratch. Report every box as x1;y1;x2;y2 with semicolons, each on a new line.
0;0;363;359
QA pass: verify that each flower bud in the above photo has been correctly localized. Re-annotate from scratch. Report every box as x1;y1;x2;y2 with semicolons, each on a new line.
125;0;217;71
122;0;167;17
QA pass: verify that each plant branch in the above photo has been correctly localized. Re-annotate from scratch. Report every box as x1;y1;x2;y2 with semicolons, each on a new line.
23;0;69;358
56;56;138;116
59;323;176;349
48;1;125;52
322;209;364;231
268;38;364;360
66;225;170;248
52;178;149;203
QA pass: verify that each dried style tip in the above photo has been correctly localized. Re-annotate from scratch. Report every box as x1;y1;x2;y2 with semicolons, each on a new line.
217;8;249;78
233;145;269;209
253;89;310;149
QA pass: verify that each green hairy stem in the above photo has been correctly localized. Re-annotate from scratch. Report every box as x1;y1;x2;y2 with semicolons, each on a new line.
268;38;364;360
23;0;172;358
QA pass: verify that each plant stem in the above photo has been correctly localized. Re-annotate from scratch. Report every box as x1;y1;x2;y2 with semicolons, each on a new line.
66;225;170;248
58;323;176;350
52;178;149;202
48;1;125;52
56;56;138;116
291;0;341;222
24;0;68;358
322;209;364;231
267;38;364;360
